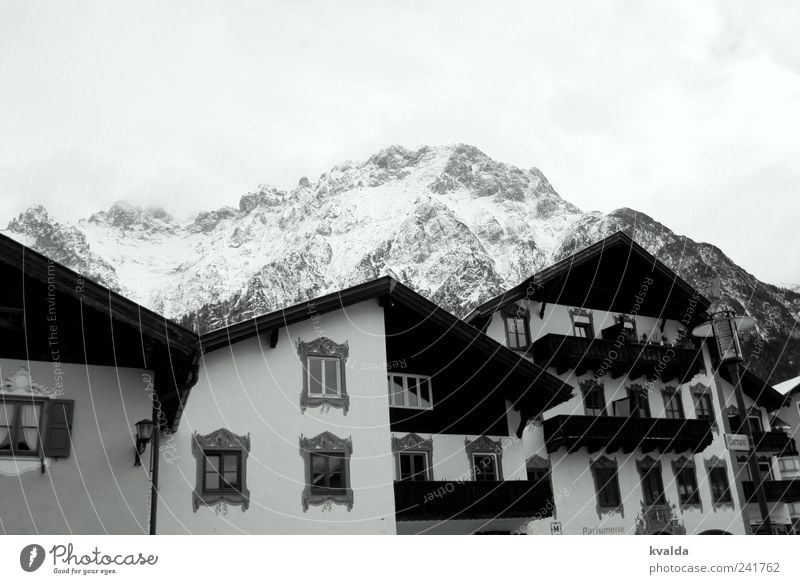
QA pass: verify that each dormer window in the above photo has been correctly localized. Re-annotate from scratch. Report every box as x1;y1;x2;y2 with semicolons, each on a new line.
501;306;530;350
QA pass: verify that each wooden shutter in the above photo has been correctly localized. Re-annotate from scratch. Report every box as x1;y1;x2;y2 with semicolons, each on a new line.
43;399;75;458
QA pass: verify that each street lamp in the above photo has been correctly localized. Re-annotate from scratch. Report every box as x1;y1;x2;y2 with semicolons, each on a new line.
134;418;155;466
692;310;772;534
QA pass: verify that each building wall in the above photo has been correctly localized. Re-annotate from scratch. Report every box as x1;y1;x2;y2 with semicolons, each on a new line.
0;358;152;534
157;300;398;534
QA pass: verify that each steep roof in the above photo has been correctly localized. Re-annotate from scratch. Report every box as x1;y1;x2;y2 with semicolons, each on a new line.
466;231;711;325
719;365;786;412
199;276;574;413
774;375;800;397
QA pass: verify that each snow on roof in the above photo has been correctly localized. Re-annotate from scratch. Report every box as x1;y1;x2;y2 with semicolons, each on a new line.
774;375;800;396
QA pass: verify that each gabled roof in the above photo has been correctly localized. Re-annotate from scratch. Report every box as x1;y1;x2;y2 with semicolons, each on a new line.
199;276;573;409
465;231;711;325
0;232;198;429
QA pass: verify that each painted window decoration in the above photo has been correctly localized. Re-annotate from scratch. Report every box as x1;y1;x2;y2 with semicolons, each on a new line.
580;379;607;417
192;429;251;512
465;436;504;482
300;431;353;511
392;433;433;482
636;457;666;507
705;457;733;510
501;305;531;350
297;337;349;414
387;374;433;410
672;457;701;510
590;456;623;518
661;387;685;419
691;385;715;426
627;384;651;418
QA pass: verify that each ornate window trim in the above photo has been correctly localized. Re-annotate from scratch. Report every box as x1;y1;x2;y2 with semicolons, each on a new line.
661;386;685;419
501;304;531;350
299;431;353;511
569;307;595;338
671;456;702;512
636;456;666;507
465;436;504;481
590;455;624;519
580;379;607;416
691;383;717;431
627;383;651;418
704;455;734;512
392;433;434;481
192;428;251;512
615;313;638;339
297;337;350;414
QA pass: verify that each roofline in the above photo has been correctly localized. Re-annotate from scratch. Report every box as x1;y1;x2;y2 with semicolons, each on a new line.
465;231;712;322
198;275;573;403
719;365;786;412
0;232;196;349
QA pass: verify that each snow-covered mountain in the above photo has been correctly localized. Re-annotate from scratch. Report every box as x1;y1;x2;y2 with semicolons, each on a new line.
4;144;798;384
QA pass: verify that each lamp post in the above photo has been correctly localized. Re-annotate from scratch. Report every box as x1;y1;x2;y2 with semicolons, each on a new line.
692;311;772;535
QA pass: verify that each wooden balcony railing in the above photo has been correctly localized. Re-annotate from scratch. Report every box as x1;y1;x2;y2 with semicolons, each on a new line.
543;414;714;455
742;480;800;503
530;333;704;383
751;431;799;457
393;480;552;521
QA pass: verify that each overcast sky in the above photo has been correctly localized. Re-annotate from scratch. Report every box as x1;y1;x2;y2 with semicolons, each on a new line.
1;1;798;284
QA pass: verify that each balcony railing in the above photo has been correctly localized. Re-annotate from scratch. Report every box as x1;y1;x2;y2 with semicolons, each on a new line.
751;431;799;457
543;414;714;455
530;333;704;383
742;480;800;503
393;480;552;521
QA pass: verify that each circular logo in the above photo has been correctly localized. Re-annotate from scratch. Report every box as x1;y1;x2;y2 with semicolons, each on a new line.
20;544;46;572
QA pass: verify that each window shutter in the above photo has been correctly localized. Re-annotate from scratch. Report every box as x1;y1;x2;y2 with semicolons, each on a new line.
43;399;75;458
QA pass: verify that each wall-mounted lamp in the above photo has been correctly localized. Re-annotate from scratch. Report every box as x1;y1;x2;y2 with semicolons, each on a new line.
134;418;155;466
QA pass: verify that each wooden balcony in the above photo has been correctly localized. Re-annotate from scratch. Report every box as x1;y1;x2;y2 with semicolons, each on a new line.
530;333;704;383
751;431;799;457
393;480;552;521
742;480;800;504
543;414;714;455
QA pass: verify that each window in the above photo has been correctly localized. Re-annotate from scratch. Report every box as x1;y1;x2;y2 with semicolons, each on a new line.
0;398;43;456
569;308;595;339
693;390;714;422
708;465;732;506
580;380;607;416
202;451;241;493
392;433;434;481
736;455;773;481
672;459;701;508
192;428;251;512
307;356;341;397
662;388;684;419
779;458;800;474
526;456;553;497
788;502;800;517
617;314;637;339
298;337;349;413
465;436;504;481
502;306;530;350
591;457;622;513
628;385;651;418
300;431;353;511
472;453;499;481
310;452;346;493
398;452;430;481
388;374;433;409
748;414;763;434
637;458;666;507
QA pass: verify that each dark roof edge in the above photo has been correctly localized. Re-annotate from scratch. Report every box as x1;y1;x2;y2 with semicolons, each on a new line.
465;231;712;322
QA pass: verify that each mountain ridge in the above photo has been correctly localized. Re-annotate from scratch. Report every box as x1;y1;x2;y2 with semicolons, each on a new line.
4;143;798;384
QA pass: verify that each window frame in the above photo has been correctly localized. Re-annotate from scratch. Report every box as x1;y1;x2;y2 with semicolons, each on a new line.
705;456;733;510
306;355;342;397
569;308;595;340
387;373;434;410
627;384;651;418
590;456;623;517
191;428;251;512
465;436;504;482
672;458;702;510
691;385;715;426
300;431;354;511
501;305;531;350
636;457;666;507
201;450;242;494
580;379;607;417
0;396;45;458
298;337;350;414
661;387;685;420
392;433;434;482
309;451;347;494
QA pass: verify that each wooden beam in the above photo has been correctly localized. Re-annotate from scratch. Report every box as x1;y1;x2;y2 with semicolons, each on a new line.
539;301;547;319
270;328;279;348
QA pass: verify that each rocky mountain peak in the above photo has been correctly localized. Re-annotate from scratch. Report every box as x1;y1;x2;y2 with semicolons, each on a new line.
88;200;177;234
